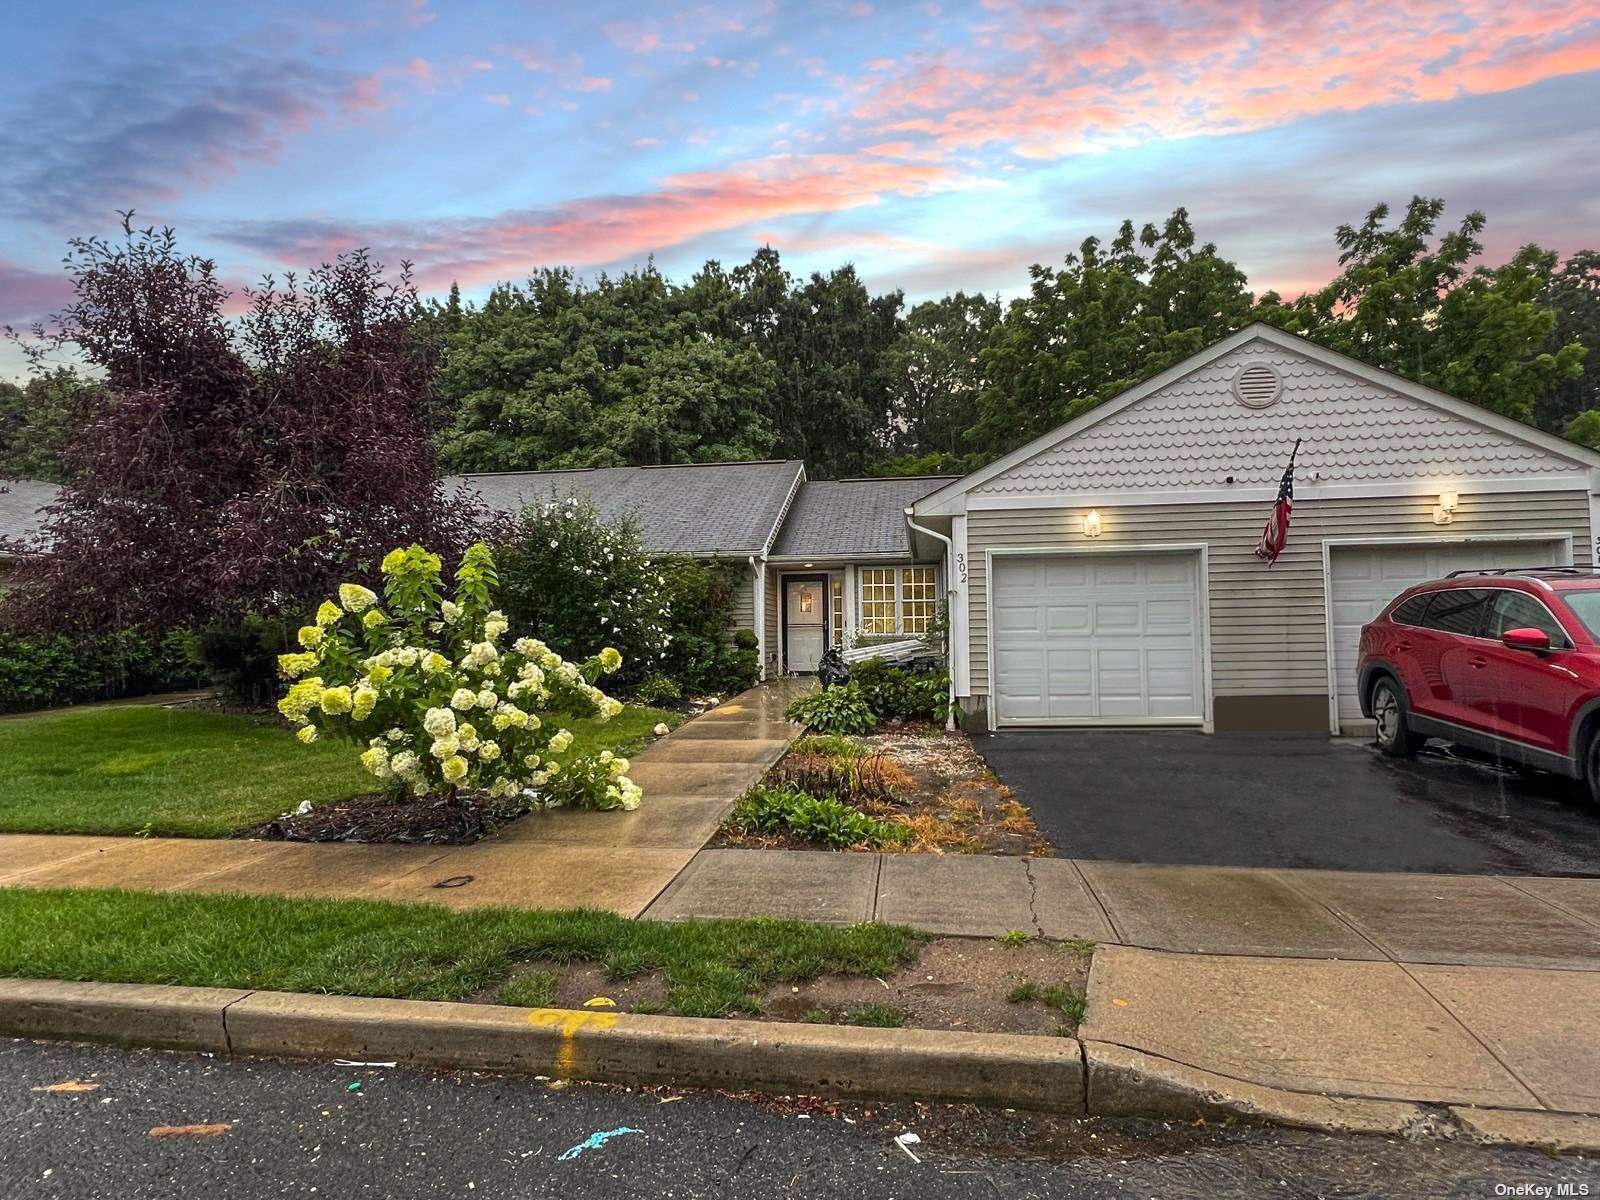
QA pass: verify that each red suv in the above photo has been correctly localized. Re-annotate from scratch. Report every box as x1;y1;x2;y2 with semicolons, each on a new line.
1358;568;1600;796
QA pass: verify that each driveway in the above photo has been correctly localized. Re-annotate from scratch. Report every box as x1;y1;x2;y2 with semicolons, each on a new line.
974;730;1600;875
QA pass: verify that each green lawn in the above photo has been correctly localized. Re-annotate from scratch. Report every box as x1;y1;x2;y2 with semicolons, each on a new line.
0;703;677;838
0;888;922;1017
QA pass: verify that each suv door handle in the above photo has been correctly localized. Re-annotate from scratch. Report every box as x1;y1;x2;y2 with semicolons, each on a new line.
1470;655;1488;669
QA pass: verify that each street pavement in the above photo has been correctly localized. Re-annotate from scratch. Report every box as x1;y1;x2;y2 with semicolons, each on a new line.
3;1038;1596;1199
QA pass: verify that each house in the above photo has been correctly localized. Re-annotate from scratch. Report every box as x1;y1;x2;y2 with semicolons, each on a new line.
910;323;1600;734
449;462;953;679
0;479;59;588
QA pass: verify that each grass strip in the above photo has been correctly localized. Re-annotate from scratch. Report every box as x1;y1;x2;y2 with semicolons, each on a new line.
0;887;923;1018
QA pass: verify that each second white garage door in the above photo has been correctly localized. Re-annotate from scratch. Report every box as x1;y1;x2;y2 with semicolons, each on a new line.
992;551;1206;726
1328;538;1570;723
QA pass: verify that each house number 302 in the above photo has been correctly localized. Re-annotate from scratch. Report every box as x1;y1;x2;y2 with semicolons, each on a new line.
956;553;968;584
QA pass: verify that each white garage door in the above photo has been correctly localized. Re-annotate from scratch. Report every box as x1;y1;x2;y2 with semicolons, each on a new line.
1329;539;1569;722
992;552;1205;725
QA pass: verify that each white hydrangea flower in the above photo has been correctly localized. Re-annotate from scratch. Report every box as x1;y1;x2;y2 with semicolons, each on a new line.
423;707;456;738
450;688;477;711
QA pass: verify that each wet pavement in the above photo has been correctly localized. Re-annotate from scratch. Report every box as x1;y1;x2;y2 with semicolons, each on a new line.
977;730;1600;873
3;1038;1595;1199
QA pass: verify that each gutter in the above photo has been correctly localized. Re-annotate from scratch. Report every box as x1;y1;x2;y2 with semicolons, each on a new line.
904;510;958;731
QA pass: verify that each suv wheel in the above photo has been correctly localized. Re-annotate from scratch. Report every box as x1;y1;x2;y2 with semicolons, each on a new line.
1371;677;1420;758
1582;734;1600;807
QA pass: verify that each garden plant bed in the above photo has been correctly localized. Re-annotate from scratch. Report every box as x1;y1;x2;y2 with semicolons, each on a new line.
244;789;533;844
713;726;1054;855
483;934;1093;1035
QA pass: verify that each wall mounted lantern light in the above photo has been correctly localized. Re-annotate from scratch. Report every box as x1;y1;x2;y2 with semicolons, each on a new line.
1433;490;1459;526
1083;509;1103;538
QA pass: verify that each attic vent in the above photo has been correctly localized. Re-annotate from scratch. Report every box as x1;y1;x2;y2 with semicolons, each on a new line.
1232;362;1282;409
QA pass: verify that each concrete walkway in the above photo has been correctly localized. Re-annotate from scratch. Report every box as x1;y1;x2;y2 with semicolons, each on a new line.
645;851;1600;968
0;680;811;914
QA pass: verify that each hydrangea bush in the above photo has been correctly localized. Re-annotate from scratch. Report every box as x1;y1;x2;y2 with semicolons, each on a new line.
276;542;643;811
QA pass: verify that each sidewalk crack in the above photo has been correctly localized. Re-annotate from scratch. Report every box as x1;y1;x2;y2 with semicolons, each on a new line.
1396;963;1547;1111
1023;858;1043;937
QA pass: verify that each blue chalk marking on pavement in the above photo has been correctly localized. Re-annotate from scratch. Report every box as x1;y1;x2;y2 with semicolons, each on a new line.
558;1127;644;1161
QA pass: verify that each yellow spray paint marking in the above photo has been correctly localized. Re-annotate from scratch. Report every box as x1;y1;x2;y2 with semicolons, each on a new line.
715;704;745;714
526;1008;620;1078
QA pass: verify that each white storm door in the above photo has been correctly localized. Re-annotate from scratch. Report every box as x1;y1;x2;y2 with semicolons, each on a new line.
785;578;826;673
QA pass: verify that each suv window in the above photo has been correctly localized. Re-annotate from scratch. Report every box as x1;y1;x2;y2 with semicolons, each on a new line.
1485;591;1566;643
1421;589;1492;637
1391;593;1431;625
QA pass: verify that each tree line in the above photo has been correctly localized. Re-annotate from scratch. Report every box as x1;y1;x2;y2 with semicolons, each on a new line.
3;196;1597;492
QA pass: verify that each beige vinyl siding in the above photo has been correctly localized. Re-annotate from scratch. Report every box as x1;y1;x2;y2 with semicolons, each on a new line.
729;562;756;634
763;564;781;674
966;490;1591;699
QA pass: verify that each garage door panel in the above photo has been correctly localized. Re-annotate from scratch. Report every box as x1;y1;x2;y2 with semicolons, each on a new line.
1329;539;1566;722
993;552;1205;725
1094;601;1141;631
1045;603;1090;633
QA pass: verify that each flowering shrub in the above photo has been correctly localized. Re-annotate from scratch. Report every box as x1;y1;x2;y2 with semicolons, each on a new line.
495;497;671;690
276;542;642;810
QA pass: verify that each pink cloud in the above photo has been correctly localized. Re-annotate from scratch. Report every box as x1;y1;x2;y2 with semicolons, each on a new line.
603;22;695;54
849;0;1600;160
215;154;957;292
570;76;613;92
0;260;74;325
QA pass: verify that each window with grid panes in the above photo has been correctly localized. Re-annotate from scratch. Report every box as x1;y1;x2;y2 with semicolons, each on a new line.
900;566;936;634
831;577;843;646
859;568;897;634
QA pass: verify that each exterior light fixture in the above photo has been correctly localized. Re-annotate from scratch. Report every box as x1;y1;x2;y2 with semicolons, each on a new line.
1083;509;1103;538
1434;490;1459;525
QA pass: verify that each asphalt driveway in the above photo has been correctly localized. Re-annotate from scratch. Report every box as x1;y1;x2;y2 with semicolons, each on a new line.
974;730;1600;875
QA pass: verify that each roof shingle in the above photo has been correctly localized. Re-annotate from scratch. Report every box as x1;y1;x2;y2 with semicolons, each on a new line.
770;477;957;559
0;479;60;552
448;461;804;557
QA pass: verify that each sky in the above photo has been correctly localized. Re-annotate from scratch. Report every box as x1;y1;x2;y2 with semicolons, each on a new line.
1;0;1598;379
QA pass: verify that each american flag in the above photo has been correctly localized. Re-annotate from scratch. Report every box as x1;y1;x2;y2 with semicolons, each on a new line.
1254;439;1301;565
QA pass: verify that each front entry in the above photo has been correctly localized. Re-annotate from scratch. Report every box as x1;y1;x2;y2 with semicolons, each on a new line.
784;576;827;673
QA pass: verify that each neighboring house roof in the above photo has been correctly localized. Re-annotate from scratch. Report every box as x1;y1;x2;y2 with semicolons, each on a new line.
770;476;957;560
0;479;60;556
448;460;805;558
913;322;1600;517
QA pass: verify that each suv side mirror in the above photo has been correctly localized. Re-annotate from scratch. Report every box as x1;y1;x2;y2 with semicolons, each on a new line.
1502;627;1552;653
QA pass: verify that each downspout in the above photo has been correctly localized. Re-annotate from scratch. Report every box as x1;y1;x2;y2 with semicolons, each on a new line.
750;554;764;681
905;511;958;731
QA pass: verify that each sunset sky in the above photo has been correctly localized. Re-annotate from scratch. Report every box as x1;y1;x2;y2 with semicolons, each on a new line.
1;0;1597;377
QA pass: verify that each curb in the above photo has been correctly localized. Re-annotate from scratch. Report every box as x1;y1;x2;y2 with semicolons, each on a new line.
4;977;1596;1153
0;978;1082;1113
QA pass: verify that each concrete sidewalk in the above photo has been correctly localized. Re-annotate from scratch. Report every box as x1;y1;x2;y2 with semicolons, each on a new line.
0;680;811;915
1081;944;1600;1144
645;850;1600;969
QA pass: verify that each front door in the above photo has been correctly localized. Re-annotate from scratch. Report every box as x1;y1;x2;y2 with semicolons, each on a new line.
785;577;827;673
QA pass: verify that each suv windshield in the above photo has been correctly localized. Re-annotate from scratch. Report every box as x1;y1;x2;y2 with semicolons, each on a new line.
1560;589;1600;639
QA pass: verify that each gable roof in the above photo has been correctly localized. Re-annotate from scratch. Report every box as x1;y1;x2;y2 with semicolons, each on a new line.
0;479;60;556
770;476;958;560
914;323;1600;516
449;460;805;558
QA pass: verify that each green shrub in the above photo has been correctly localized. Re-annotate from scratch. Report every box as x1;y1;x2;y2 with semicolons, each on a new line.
786;683;876;734
657;558;758;696
194;612;295;705
850;658;950;722
0;628;203;714
634;673;682;705
729;783;910;849
494;497;670;689
791;734;867;759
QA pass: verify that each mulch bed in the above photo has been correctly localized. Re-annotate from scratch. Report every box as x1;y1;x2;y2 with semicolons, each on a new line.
713;724;1055;856
244;790;532;844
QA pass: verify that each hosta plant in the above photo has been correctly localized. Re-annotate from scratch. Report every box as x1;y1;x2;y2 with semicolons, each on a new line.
276;542;643;811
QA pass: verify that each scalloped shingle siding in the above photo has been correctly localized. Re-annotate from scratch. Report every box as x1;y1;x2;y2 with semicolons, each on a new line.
973;340;1583;496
